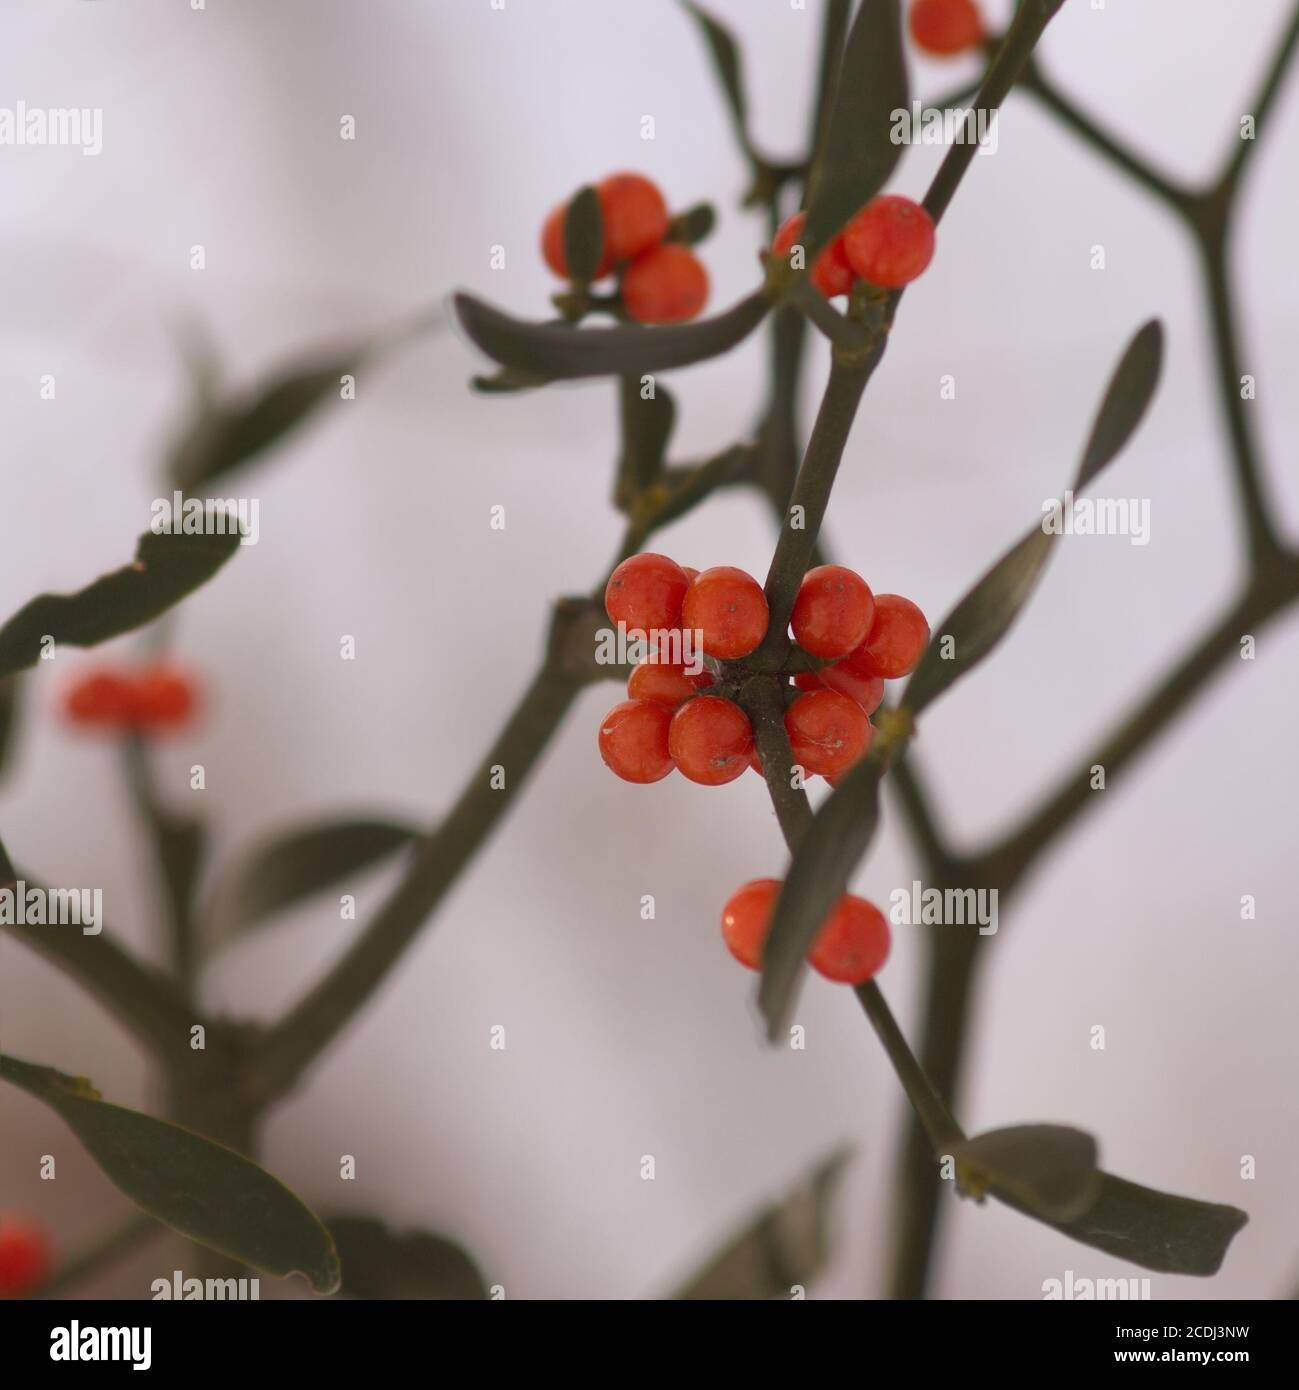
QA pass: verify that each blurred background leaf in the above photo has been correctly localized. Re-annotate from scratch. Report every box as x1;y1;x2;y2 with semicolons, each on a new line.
563;185;604;285
327;1214;487;1299
679;2;755;165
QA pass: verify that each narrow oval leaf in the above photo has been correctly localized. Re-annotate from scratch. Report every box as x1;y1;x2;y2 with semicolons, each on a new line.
679;2;752;159
0;524;241;680
205;818;419;945
901;320;1164;717
954;1124;1101;1223
453;289;770;381
669;201;717;246
758;755;882;1039
0;676;20;782
563;185;604;286
1000;1171;1248;1277
673;1147;851;1299
803;0;908;251
0;1053;340;1292
328;1215;487;1300
620;382;676;493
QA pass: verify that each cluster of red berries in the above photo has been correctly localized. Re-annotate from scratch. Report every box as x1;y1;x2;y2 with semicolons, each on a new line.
0;1215;50;1297
62;661;199;733
771;194;936;297
723;879;891;986
542;172;708;325
597;553;928;787
909;0;984;57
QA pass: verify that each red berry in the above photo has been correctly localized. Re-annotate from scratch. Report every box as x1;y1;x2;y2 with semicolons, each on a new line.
909;0;983;57
540;202;614;281
131;663;199;730
668;695;753;785
597;172;669;262
622;244;709;324
598;699;675;783
843;195;935;289
809;896;891;984
62;668;135;730
681;566;769;660
682;566;700;582
627;659;711;706
770;212;855;298
847;593;930;678
605;553;691;634
720;878;781;970
790;564;875;659
815;663;885;715
784;688;872;778
0;1215;51;1296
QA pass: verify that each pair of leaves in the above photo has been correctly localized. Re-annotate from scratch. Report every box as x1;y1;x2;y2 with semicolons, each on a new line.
328;1216;487;1299
0;1054;339;1292
0;525;242;681
674;1147;851;1299
954;1123;1247;1276
757;321;1164;1039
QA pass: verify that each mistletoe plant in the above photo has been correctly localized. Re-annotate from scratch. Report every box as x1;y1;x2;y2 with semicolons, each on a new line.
2;0;1296;1300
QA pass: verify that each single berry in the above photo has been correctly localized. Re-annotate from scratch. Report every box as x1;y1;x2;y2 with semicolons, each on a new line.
809;896;891;984
909;0;983;57
785;687;871;778
814;663;885;715
668;695;753;785
680;566;769;660
790;564;875;659
62;668;135;730
846;593;930;678
131;662;199;730
605;553;691;634
627;659;711;707
720;878;781;970
770;211;855;298
843;195;936;289
749;747;765;775
597;172;670;262
598;700;675;783
621;244;709;324
540;202;613;282
682;566;700;582
0;1215;51;1296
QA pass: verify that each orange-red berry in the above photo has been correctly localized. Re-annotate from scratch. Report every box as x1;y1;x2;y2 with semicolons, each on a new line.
622;244;709;324
668;695;753;785
681;566;769;660
720;878;781;970
605;553;691;634
627;659;711;706
62;668;136;730
541;202;614;281
843;195;935;290
598;699;675;783
0;1215;50;1296
809;895;891;984
597;172;670;262
814;663;885;715
784;687;872;778
909;0;983;57
846;593;930;678
790;564;875;659
771;211;855;298
131;662;199;730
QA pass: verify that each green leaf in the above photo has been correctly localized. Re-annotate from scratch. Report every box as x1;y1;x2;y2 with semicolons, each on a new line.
563;185;604;285
619;381;676;496
758;755;882;1039
0;1053;340;1293
679;2;752;161
901;320;1164;717
673;1147;851;1299
0;676;20;782
953;1124;1101;1223
454;289;770;382
803;0;908;252
0;523;241;680
472;364;555;395
327;1215;487;1299
205;817;419;945
668;201;717;246
1002;1172;1248;1277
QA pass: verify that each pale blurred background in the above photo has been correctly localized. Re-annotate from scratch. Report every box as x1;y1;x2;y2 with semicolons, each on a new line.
2;0;1298;1299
